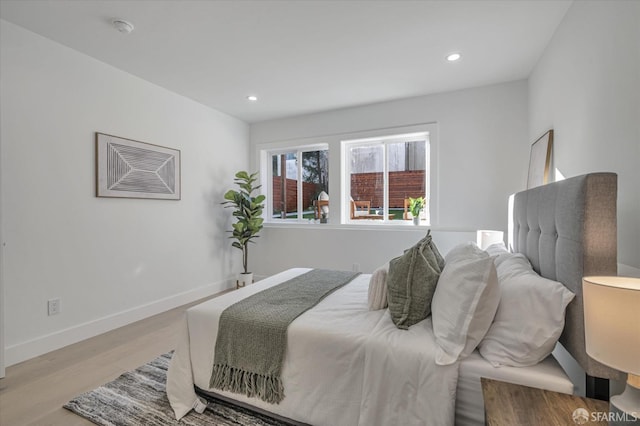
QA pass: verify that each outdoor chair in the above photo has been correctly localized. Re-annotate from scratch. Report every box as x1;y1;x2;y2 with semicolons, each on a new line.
350;200;371;219
403;198;412;220
316;200;329;219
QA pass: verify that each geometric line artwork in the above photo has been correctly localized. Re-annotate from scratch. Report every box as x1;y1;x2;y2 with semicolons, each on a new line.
157;157;176;192
96;133;181;200
107;143;174;193
107;143;133;188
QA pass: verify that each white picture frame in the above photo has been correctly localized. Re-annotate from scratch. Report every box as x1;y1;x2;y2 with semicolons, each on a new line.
527;130;553;189
96;133;181;200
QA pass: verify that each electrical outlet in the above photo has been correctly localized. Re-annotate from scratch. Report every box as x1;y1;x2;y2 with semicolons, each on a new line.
48;298;60;316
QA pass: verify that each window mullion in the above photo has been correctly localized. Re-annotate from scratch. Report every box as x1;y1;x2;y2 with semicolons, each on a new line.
297;150;303;221
383;142;389;221
424;140;430;224
344;145;351;223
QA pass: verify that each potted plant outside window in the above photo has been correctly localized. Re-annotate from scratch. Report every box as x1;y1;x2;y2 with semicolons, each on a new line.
409;197;424;225
222;171;265;287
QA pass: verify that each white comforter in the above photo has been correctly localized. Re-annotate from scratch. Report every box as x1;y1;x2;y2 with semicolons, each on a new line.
167;268;459;425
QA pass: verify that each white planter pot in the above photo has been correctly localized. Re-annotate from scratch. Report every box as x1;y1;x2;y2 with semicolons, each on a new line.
413;216;421;226
237;272;254;288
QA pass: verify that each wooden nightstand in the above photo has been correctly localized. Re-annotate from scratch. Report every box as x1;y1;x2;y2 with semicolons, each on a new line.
481;377;610;426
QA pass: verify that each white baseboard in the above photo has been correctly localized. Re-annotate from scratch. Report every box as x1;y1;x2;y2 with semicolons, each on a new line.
5;278;234;367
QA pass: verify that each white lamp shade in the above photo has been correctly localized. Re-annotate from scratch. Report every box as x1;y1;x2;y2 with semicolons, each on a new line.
583;276;640;375
476;230;504;250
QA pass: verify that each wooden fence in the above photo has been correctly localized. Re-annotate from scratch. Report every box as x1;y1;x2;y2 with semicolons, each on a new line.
272;170;425;213
272;177;320;213
351;170;425;208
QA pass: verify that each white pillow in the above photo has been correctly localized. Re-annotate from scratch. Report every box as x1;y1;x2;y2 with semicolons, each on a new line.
484;241;508;257
484;241;528;269
478;256;575;367
495;251;535;280
432;243;500;365
367;263;389;310
444;241;481;263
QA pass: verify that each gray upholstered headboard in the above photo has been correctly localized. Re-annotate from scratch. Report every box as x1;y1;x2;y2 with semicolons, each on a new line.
511;172;624;382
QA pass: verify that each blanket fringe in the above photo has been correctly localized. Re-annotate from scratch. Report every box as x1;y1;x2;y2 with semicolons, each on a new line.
210;364;285;404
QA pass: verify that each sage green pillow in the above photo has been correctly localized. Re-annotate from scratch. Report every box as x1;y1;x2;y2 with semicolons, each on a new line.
387;234;442;329
429;238;445;271
410;231;446;271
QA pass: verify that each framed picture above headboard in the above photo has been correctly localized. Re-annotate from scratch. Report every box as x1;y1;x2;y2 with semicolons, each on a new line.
527;130;554;189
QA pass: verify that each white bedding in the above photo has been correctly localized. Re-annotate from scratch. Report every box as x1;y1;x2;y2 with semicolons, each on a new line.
167;268;460;425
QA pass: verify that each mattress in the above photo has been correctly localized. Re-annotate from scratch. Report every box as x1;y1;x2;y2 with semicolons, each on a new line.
168;268;575;425
168;268;460;425
455;350;574;425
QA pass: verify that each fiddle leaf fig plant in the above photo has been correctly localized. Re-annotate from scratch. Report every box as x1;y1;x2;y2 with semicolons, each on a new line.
222;171;265;274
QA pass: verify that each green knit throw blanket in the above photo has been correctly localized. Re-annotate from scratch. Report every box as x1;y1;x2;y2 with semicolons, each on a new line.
209;269;360;404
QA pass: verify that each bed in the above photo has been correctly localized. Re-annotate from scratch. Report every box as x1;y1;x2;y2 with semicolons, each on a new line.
167;172;622;425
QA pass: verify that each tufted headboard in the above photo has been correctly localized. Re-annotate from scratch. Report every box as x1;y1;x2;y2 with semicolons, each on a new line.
511;173;624;384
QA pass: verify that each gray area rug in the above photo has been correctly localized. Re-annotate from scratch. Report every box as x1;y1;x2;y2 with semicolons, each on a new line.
64;352;297;426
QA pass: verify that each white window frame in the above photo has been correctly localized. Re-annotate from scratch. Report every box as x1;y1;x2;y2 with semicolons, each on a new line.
258;123;438;228
262;144;329;223
341;131;432;226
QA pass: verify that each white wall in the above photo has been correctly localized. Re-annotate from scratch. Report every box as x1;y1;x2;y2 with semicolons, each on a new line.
0;84;4;378
249;81;528;275
530;0;640;397
0;21;249;366
529;0;640;275
251;226;474;279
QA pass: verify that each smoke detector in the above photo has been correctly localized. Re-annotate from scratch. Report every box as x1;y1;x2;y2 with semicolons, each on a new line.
112;19;134;34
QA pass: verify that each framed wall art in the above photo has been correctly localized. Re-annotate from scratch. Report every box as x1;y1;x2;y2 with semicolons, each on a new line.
527;130;553;189
96;133;181;200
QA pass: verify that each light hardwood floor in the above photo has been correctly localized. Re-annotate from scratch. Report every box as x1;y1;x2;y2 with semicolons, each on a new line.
0;293;223;426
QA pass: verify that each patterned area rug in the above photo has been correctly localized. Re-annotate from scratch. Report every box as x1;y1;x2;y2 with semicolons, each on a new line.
64;352;296;426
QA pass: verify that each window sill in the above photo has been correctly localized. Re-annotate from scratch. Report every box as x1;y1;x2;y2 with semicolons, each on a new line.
264;220;433;231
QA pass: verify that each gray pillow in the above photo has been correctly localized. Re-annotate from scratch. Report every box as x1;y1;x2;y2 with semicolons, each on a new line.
387;234;442;329
429;237;445;272
411;231;445;271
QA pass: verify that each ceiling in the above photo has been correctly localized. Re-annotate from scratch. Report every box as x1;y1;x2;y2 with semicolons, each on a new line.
0;0;572;123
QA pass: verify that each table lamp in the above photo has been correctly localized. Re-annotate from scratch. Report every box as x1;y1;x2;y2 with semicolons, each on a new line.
476;230;504;250
583;276;640;423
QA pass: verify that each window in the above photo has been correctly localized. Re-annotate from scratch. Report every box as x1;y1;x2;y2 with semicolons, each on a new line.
260;125;435;227
267;146;329;221
343;132;430;224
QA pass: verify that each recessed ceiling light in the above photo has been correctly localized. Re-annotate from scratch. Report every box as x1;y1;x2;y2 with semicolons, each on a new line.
446;52;461;62
112;19;134;34
247;95;258;102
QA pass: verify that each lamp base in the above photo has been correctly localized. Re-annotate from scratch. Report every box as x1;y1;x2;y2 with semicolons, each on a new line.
609;381;640;425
